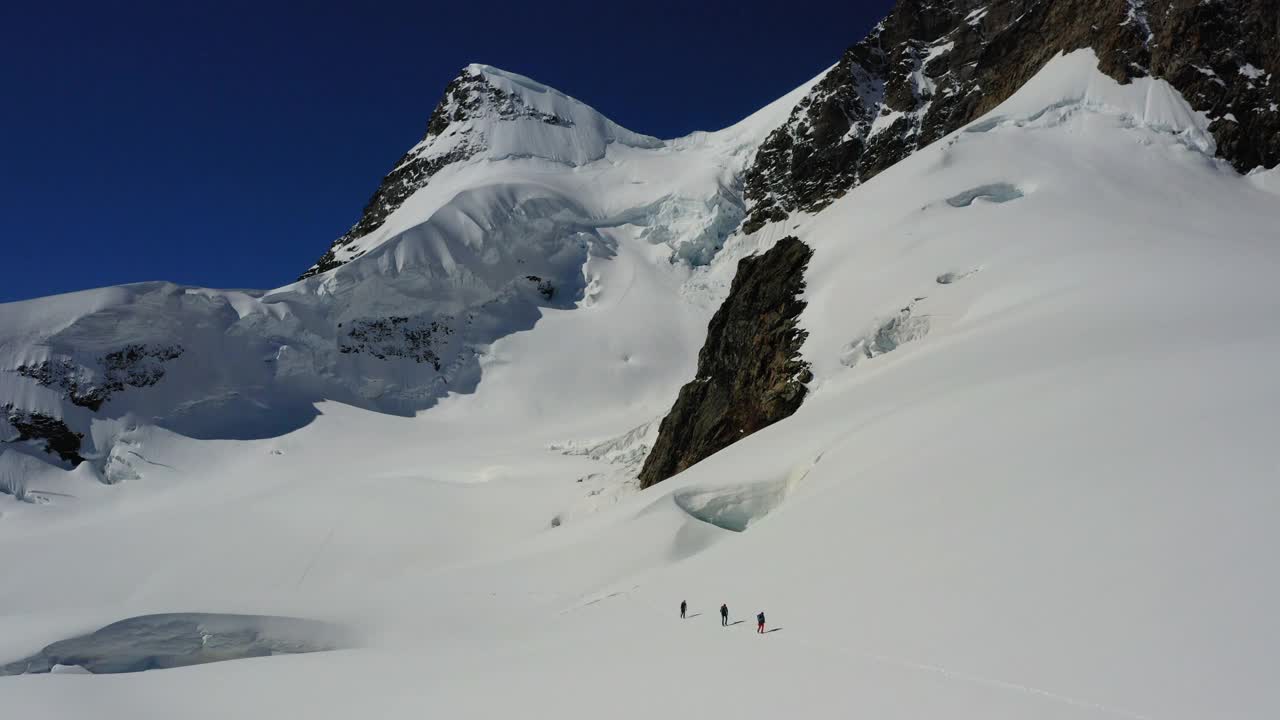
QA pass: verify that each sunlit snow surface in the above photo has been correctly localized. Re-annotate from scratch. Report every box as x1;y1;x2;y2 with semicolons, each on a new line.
3;51;1279;719
0;64;820;446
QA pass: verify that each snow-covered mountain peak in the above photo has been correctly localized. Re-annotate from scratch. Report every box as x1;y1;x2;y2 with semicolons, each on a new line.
419;63;662;163
301;65;662;278
0;59;804;470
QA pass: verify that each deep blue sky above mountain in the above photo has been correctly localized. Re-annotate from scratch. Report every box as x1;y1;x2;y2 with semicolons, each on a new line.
1;0;893;302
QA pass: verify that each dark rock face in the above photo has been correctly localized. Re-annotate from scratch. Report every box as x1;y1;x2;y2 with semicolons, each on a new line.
637;237;813;489
743;0;1280;233
1144;0;1280;172
524;275;556;300
16;344;184;412
300;69;576;279
338;316;456;370
2;405;84;466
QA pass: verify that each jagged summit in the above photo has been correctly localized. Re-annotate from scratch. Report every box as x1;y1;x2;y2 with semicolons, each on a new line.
421;63;662;162
301;64;662;278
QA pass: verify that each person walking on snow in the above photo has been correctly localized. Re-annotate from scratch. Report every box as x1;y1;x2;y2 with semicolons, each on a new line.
720;603;729;626
680;600;687;619
757;611;766;634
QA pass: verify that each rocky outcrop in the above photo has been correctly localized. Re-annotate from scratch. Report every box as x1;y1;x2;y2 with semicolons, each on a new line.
743;0;1280;233
1143;0;1280;171
16;344;184;412
637;237;813;489
300;69;576;279
524;275;556;300
338;316;456;370
2;405;84;466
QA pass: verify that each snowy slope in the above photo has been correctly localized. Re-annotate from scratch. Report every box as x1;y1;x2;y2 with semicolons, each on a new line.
0;65;821;483
4;49;1280;720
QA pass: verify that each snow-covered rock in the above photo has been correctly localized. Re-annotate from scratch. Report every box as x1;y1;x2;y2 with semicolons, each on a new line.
742;0;1279;233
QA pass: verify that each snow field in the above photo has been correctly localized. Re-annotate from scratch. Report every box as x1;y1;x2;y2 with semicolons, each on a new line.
2;51;1279;719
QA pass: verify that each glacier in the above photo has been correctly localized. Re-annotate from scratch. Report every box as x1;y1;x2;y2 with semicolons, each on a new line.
1;49;1278;720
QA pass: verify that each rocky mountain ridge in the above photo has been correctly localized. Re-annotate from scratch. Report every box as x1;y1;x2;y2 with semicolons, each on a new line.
640;0;1278;487
300;70;557;278
300;64;661;278
743;0;1279;233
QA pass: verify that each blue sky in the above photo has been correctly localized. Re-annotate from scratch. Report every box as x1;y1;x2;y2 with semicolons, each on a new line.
1;0;892;302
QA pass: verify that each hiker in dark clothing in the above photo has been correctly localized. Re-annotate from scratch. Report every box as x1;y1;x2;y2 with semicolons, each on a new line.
720;603;729;626
757;611;766;633
680;600;687;619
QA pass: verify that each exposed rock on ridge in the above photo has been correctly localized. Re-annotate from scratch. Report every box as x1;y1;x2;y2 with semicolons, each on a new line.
641;0;1279;487
2;405;85;466
637;237;813;489
16;344;185;411
743;0;1280;233
301;68;577;279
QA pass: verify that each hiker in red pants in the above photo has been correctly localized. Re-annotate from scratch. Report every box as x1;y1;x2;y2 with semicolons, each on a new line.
757;611;766;633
